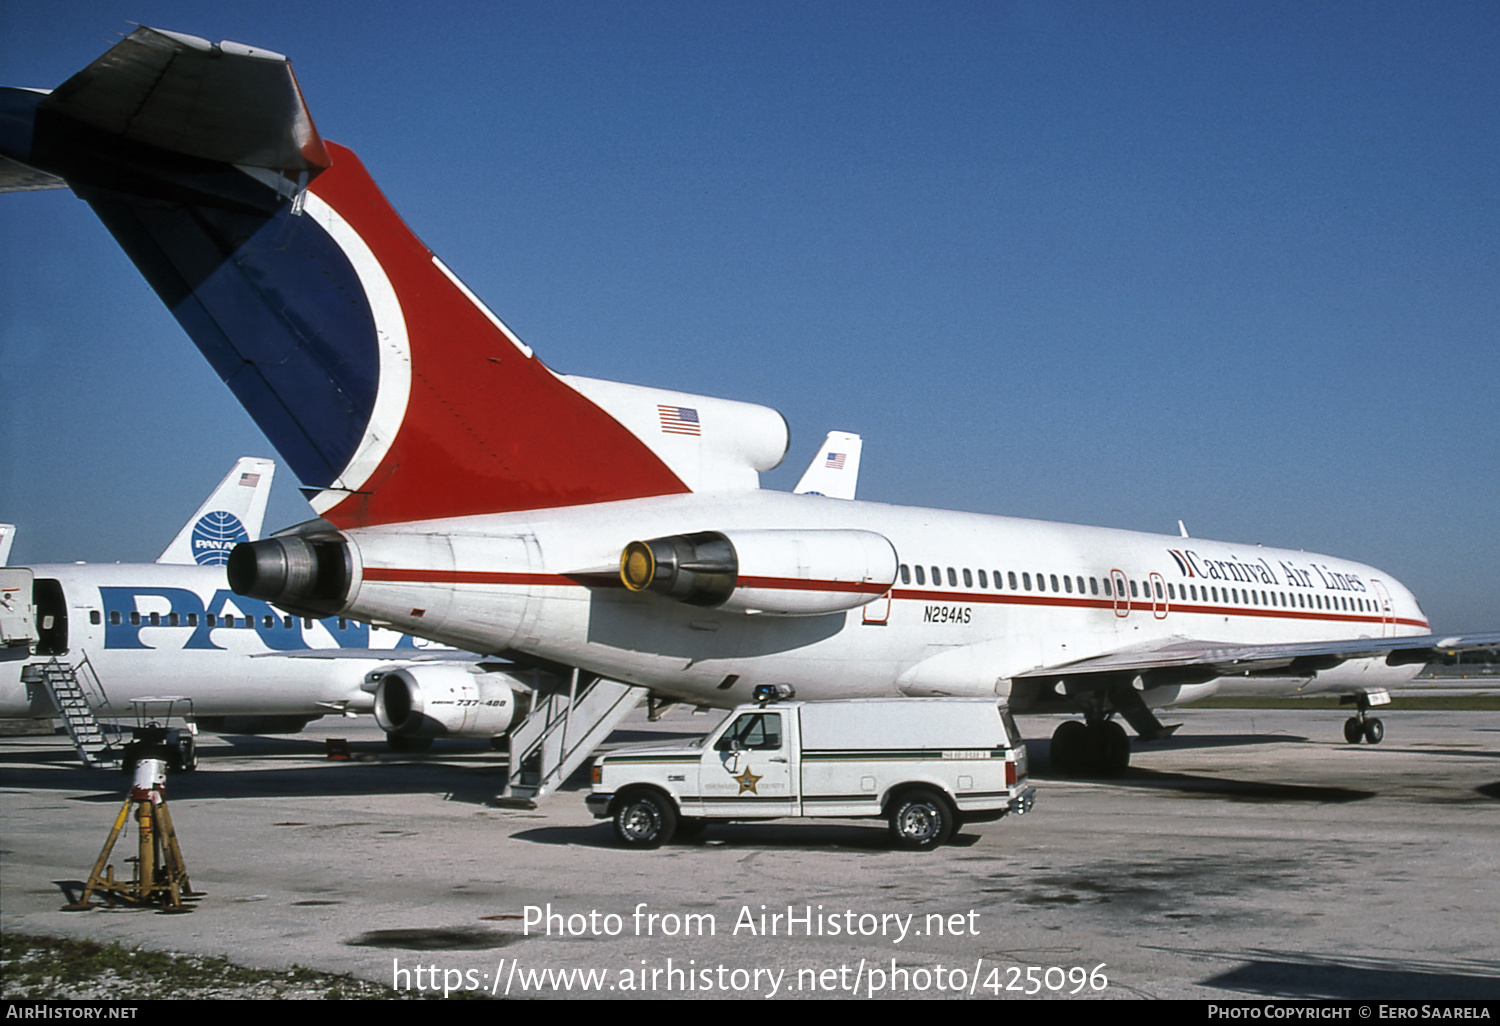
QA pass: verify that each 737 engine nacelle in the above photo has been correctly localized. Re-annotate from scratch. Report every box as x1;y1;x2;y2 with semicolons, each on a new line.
620;529;897;616
373;665;528;739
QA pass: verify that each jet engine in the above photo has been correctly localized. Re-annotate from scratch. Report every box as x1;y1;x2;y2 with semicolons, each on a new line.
620;529;897;615
373;664;528;739
227;532;353;618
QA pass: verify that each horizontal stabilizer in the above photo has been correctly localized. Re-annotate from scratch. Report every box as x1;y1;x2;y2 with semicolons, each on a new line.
0;154;65;193
44;26;328;173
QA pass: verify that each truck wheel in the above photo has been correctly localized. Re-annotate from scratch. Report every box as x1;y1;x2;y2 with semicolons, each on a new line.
888;788;954;850
613;790;678;848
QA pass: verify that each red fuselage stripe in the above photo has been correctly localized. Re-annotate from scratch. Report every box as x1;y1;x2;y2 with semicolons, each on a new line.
358;568;1426;628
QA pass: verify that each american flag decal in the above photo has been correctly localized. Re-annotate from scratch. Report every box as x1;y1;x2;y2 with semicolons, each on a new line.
658;405;701;436
238;472;261;487
824;452;847;470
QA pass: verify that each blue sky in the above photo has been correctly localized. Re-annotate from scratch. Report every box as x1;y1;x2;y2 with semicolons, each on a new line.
2;1;1496;631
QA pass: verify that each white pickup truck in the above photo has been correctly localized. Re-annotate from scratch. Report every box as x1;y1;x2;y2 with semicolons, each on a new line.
587;696;1034;850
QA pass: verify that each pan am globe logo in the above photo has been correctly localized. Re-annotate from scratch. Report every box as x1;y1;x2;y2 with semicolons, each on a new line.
191;511;249;566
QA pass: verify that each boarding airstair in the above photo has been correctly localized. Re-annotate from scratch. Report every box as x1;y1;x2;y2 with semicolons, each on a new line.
21;656;123;770
501;671;646;805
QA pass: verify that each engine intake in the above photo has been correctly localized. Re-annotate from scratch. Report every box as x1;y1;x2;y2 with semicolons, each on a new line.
621;529;897;615
373;665;528;739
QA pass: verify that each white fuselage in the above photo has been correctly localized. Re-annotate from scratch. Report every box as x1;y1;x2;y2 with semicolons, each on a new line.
0;562;442;721
329;491;1430;709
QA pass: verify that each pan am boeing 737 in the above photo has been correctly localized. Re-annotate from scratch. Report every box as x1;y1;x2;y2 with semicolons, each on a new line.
0;458;528;753
2;28;1494;777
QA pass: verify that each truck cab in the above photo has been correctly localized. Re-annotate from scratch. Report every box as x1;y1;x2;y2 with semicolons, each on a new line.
588;695;1035;850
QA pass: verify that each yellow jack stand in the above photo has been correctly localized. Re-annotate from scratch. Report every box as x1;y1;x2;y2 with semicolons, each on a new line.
64;757;199;913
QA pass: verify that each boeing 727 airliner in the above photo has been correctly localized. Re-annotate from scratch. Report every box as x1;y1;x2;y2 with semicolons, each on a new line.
2;28;1493;777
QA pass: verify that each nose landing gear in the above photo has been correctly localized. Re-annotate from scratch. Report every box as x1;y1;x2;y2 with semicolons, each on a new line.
1341;690;1389;745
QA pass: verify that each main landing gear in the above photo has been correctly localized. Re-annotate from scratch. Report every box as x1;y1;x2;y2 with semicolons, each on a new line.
1050;718;1131;778
1340;691;1388;745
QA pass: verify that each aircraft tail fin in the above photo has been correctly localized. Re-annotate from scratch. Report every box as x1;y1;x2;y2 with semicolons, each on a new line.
158;458;276;565
0;525;14;566
3;28;791;530
794;432;863;500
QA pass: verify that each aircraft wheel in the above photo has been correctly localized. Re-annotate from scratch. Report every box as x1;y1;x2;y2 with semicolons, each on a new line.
1343;717;1363;744
174;735;198;773
1096;721;1130;778
888;788;955;850
613;789;678;848
1051;721;1087;776
1362;718;1384;745
387;733;434;753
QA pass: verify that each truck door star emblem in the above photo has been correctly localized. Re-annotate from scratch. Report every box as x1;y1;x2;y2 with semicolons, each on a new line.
734;767;762;794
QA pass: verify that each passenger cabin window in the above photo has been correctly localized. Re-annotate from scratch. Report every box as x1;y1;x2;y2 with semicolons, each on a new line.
978;570;988;588
915;565;926;586
947;567;957;587
1008;572;1018;590
90;611;101;625
900;565;910;585
963;568;973;588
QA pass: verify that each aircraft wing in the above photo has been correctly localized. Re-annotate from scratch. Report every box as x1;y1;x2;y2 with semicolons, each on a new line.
1016;631;1500;686
248;648;491;661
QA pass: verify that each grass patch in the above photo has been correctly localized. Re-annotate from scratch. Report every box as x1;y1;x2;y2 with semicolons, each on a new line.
0;932;406;1000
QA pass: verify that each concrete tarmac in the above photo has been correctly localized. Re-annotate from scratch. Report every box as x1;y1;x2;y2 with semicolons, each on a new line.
2;706;1497;1000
